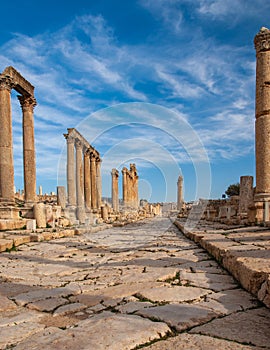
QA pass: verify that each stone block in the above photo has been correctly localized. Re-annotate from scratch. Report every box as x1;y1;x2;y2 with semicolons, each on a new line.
33;203;46;228
26;219;36;231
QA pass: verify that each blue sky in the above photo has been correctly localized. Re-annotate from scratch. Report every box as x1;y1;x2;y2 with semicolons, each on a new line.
1;0;269;202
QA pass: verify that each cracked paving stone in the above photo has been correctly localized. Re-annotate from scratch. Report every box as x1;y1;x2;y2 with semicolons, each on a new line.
136;285;212;303
145;333;262;349
136;303;218;331
189;307;270;348
14;312;171;350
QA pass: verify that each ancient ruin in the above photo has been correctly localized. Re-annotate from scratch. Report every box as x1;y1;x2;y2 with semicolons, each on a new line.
253;27;270;222
122;164;139;209
0;66;36;207
177;175;184;211
111;168;119;212
64;128;102;224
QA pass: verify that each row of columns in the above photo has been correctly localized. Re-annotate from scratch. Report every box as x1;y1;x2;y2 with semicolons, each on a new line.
0;72;36;205
64;131;102;222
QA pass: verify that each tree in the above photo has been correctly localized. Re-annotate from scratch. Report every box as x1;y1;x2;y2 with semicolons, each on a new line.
225;183;240;197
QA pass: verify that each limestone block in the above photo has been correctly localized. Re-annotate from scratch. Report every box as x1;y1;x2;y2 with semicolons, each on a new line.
0;238;13;252
45;205;54;227
33;203;46;228
26;219;36;231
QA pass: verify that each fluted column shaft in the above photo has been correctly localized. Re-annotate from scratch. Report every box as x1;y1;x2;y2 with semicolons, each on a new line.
90;154;97;209
18;95;37;203
96;159;102;208
84;150;91;210
66;136;76;206
0;76;15;203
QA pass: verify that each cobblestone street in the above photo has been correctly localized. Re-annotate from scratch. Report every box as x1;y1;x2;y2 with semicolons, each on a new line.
0;217;270;349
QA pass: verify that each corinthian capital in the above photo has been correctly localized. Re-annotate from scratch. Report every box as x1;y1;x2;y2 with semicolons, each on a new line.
254;27;270;52
18;95;37;112
0;75;15;91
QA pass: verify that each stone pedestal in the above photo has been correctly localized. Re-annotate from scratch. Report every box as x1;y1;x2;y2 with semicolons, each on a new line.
33;203;46;228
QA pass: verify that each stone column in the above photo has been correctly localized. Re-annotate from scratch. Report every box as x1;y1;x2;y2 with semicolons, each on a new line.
111;168;119;212
75;140;85;223
254;27;270;201
96;158;102;208
239;176;254;215
0;75;15;203
122;167;128;206
84;149;91;210
177;176;184;211
134;174;139;208
65;135;76;206
18;95;37;204
90;153;97;209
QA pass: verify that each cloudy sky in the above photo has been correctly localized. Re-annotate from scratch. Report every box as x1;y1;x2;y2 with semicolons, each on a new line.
1;0;269;202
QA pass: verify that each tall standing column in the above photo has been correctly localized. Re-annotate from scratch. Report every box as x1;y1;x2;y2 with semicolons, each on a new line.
18;95;37;204
122;167;128;206
84;149;91;210
177;175;183;211
75;140;85;223
96;158;102;208
90;154;97;209
254;27;270;201
0;75;15;203
111;168;119;212
65;135;76;206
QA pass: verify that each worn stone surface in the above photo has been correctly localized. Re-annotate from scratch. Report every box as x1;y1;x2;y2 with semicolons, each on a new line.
136;303;218;331
0;217;269;349
146;333;261;349
190;307;270;348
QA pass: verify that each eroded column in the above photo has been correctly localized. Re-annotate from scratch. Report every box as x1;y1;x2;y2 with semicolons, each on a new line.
65;134;76;206
84;149;91;210
177;175;184;211
111;168;119;212
96;158;102;209
75;140;85;223
90;153;97;209
18;95;37;203
254;27;270;201
122;167;128;206
0;75;15;203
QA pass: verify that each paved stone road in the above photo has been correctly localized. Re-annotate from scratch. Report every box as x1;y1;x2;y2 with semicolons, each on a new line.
0;217;270;349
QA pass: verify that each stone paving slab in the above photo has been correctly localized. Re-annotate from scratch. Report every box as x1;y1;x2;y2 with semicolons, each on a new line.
190;307;270;348
146;333;263;349
136;303;218;331
0;217;270;349
14;312;171;350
